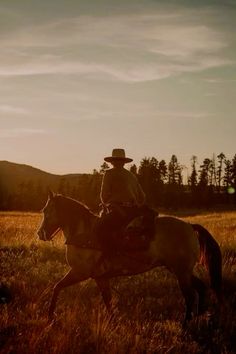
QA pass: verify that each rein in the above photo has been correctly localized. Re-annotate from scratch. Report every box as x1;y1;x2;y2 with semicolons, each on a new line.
49;228;61;240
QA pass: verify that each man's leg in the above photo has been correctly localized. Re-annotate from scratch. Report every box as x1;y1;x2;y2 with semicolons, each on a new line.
97;211;122;254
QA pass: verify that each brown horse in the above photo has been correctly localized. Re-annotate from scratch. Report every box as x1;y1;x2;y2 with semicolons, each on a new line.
37;191;222;323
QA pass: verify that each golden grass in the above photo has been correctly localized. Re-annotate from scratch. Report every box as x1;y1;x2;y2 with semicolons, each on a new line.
0;211;235;353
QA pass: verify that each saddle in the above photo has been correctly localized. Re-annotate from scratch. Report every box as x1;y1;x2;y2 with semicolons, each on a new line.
66;208;157;253
112;211;157;252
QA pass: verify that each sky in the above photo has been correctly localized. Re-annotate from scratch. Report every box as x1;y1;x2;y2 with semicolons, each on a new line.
0;0;236;175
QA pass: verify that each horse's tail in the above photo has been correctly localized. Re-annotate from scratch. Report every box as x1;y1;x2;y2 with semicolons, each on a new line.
192;223;222;303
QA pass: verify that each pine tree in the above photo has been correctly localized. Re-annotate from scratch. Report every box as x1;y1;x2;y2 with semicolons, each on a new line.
168;155;181;185
99;162;109;174
189;155;198;190
231;154;236;188
129;164;137;175
224;159;232;188
138;157;160;205
159;160;167;184
217;153;226;191
199;158;211;187
209;155;217;187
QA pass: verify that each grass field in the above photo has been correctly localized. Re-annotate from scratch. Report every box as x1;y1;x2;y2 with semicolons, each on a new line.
0;211;235;354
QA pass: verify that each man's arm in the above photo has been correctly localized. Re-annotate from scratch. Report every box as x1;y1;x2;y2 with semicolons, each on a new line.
134;176;146;206
100;171;112;205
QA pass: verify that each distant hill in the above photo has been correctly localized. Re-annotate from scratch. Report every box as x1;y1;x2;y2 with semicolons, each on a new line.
0;161;101;211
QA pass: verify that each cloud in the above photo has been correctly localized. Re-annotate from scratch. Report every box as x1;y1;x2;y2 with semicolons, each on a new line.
204;92;218;97
0;128;47;138
203;78;236;83
0;104;29;114
0;56;232;83
0;8;234;82
154;111;214;119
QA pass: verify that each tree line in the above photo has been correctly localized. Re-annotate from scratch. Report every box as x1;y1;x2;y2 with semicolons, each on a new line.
0;153;235;211
126;153;236;209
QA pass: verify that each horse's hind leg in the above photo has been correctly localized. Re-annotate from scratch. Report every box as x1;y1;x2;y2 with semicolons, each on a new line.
48;269;86;320
177;274;196;324
95;277;112;310
192;275;207;315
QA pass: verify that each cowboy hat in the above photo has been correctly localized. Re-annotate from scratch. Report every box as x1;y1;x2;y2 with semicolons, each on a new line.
104;148;133;163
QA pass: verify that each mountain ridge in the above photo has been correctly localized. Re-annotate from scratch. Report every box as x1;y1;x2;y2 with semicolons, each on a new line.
0;160;100;210
0;160;86;178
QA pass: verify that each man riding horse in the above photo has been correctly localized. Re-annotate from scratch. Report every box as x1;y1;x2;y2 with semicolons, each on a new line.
37;154;222;322
97;148;156;254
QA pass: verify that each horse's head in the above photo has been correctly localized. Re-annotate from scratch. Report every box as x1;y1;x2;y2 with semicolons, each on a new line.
37;191;61;241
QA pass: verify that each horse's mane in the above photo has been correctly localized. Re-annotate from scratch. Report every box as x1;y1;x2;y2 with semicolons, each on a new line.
54;194;97;219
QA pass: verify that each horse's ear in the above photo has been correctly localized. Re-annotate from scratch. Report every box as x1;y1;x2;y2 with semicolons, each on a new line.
48;190;54;200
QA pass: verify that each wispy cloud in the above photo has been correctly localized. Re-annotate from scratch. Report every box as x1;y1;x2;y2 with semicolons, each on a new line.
203;78;236;83
204;91;218;96
0;128;47;138
154;111;215;119
0;9;234;82
0;56;232;83
0;104;29;114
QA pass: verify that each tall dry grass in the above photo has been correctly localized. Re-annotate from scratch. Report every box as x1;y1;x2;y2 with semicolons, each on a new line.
0;211;235;353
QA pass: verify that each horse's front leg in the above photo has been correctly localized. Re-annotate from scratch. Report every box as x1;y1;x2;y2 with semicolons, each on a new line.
48;269;86;320
94;277;112;310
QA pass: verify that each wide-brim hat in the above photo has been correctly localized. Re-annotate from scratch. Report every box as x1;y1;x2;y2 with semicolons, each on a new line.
104;149;133;163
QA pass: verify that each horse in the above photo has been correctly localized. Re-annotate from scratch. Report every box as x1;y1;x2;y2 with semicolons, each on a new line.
37;191;222;324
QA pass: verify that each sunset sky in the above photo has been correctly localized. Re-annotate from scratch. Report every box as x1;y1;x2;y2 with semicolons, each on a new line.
0;0;235;175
